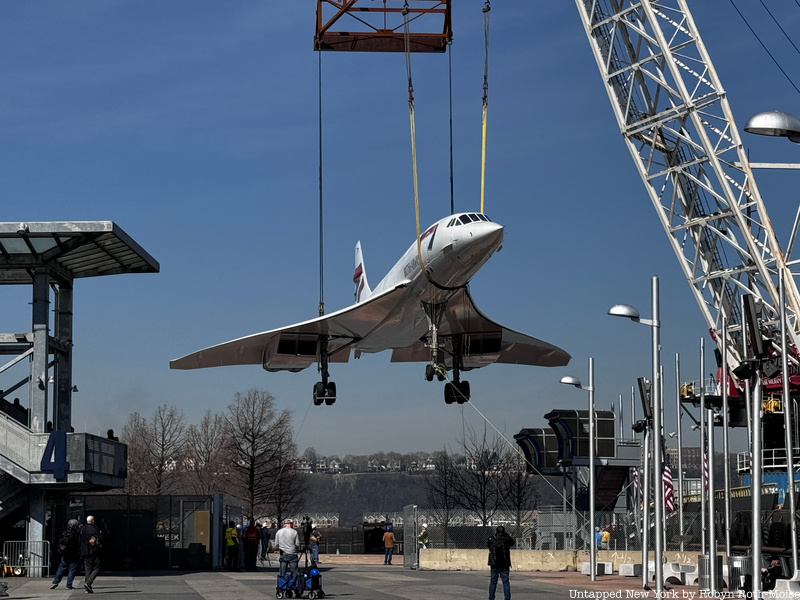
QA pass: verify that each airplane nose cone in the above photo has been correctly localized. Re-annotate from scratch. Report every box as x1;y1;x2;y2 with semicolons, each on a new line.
454;221;504;267
471;221;504;253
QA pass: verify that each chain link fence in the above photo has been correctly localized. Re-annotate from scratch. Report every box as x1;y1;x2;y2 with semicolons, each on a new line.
401;507;752;553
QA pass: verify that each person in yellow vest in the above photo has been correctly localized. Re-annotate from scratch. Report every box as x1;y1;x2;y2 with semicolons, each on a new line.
600;527;610;550
224;521;239;571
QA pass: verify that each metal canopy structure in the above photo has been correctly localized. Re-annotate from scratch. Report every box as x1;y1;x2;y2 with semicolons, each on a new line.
0;220;158;554
315;0;452;53
0;221;159;285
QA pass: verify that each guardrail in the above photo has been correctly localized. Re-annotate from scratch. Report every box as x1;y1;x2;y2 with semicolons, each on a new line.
2;540;50;577
0;413;126;485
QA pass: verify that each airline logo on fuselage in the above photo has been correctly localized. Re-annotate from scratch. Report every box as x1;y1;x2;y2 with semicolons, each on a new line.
420;224;438;251
353;264;365;301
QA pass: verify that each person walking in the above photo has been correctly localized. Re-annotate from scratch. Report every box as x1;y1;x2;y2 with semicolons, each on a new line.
487;525;515;600
224;521;239;571
50;519;81;590
382;525;395;565
79;515;102;594
274;519;301;579
260;522;271;565
242;519;261;572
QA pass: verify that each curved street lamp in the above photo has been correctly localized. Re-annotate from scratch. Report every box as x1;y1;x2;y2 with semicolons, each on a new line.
608;276;663;593
560;359;596;582
743;111;800;580
744;109;800;143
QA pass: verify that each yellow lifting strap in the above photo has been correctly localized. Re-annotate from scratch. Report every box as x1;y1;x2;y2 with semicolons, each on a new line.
403;3;434;284
480;1;490;214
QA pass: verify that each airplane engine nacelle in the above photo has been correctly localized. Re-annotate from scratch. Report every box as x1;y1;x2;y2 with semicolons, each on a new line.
262;333;319;373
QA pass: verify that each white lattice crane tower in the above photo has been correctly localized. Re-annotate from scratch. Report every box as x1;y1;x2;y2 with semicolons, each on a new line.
575;0;800;371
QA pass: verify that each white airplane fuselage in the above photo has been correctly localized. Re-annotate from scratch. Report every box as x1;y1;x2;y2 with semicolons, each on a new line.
352;212;504;353
367;213;503;302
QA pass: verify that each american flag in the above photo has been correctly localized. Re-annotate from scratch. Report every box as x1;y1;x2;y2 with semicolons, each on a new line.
632;467;642;509
703;432;709;492
663;456;674;513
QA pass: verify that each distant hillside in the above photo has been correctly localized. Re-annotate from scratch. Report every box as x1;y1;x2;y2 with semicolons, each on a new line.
304;472;426;526
302;470;559;527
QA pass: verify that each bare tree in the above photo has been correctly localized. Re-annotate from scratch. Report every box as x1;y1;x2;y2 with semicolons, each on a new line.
225;389;295;518
500;452;539;537
120;405;186;494
121;412;151;494
421;447;461;545
148;404;187;494
184;409;230;494
267;429;307;524
450;423;511;526
302;447;318;473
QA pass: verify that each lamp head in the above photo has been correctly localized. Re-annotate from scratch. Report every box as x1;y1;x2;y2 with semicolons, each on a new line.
744;110;800;143
559;375;582;388
607;304;641;322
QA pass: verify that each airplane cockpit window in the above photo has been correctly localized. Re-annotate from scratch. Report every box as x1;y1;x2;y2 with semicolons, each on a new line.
459;214;473;224
476;214;489;222
447;218;455;227
469;213;480;221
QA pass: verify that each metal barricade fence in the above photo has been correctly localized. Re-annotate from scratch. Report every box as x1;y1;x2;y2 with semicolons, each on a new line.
2;541;50;577
406;508;712;552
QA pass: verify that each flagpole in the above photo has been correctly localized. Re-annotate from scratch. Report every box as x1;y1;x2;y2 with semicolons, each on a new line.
707;402;718;594
675;353;684;552
722;317;732;559
700;337;707;557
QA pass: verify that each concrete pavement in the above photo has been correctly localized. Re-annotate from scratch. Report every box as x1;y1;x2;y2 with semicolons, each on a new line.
0;555;708;599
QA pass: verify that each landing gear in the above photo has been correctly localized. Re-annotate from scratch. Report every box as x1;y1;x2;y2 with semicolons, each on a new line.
420;303;472;405
424;363;446;382
314;336;336;406
444;380;470;404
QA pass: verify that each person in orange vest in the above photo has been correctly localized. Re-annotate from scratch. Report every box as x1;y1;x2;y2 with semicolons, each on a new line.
382;525;395;565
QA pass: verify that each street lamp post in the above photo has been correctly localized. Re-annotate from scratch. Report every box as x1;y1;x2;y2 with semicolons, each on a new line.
609;275;662;594
744;110;800;579
561;358;596;582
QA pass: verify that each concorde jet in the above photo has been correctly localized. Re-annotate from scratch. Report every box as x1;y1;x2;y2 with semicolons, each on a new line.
170;213;570;405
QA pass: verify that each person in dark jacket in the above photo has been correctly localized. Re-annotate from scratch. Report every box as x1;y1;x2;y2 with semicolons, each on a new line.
79;515;102;594
260;522;271;564
487;525;515;600
242;519;261;572
51;519;81;589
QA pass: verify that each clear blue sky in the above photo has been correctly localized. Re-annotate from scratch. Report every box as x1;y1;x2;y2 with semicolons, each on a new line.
2;2;800;458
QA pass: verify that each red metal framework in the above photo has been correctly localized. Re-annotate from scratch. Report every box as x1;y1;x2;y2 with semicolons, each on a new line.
315;0;452;53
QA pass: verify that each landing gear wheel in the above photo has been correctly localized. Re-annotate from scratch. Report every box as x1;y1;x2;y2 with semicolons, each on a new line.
444;382;456;404
456;380;470;404
425;364;435;382
313;382;326;406
436;365;446;382
324;382;336;405
309;592;317;599
276;591;284;599
319;592;325;599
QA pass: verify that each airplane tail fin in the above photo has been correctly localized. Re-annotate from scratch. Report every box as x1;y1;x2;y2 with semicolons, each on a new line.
353;241;372;303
